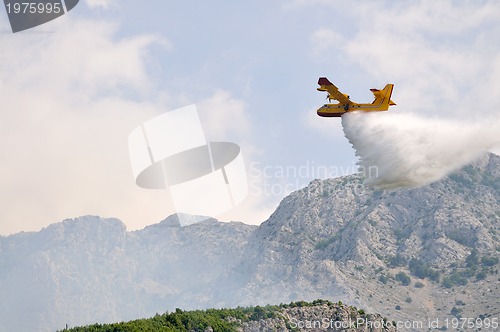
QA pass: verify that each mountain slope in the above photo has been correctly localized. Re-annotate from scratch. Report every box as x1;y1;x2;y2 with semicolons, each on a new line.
228;152;499;323
0;153;498;331
0;216;256;331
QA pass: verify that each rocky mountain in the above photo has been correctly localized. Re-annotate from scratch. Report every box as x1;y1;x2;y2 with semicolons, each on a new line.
238;301;396;332
0;153;498;332
227;153;499;321
0;216;255;331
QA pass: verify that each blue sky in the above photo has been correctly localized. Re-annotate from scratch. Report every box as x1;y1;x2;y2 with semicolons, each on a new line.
0;0;499;234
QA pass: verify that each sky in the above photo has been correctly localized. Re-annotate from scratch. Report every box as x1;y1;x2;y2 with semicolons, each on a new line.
0;0;499;235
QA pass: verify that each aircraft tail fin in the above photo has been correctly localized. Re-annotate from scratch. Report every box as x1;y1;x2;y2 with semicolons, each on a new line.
371;84;396;108
384;84;396;106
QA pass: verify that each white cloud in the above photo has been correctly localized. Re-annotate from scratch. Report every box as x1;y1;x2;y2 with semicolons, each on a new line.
283;0;351;10
309;1;500;118
0;18;264;233
1;20;164;98
309;28;343;56
197;90;251;142
86;0;112;9
0;18;172;234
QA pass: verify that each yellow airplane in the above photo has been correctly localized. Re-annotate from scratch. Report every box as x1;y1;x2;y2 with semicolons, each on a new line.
316;77;396;117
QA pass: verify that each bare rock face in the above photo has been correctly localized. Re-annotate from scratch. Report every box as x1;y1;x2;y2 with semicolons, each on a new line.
229;153;499;327
0;215;256;331
230;153;499;324
0;153;498;331
238;302;396;332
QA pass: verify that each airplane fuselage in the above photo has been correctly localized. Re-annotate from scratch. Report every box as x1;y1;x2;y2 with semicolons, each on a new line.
317;103;390;117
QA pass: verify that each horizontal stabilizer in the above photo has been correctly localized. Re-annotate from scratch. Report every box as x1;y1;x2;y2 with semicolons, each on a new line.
370;84;396;106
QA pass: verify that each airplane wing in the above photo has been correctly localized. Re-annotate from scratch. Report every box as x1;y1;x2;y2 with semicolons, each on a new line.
317;77;352;105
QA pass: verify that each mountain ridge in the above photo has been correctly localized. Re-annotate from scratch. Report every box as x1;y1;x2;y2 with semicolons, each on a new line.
0;152;498;331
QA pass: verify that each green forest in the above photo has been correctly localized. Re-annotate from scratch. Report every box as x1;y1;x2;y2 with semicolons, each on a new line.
60;300;334;332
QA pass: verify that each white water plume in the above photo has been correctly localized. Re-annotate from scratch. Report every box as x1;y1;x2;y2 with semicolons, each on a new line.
342;112;500;189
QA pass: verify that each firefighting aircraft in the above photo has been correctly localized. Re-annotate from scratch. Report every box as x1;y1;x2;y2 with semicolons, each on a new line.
316;77;396;117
